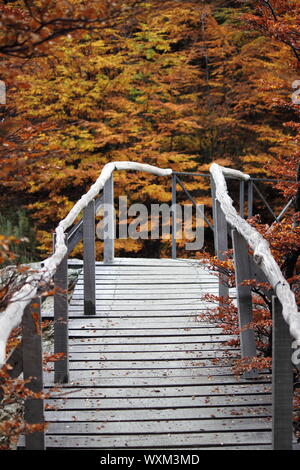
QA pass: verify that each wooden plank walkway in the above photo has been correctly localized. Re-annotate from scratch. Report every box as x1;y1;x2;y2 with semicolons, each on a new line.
42;257;272;450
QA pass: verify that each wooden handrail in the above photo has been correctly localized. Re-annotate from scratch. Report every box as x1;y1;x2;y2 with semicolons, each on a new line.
0;162;172;368
210;162;300;450
210;162;300;344
0;160;298;450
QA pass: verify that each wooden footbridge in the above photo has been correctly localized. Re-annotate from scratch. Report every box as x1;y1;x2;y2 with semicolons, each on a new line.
1;162;300;451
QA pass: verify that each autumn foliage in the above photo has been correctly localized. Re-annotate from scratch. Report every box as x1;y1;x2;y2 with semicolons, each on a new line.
0;0;299;257
0;0;300;446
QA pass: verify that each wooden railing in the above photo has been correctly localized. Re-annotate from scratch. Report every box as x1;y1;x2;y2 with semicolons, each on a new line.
209;163;300;450
0;161;172;449
170;170;294;260
1;160;299;450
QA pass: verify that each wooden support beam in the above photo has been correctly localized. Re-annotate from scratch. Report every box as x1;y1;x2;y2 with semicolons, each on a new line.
248;180;253;218
22;298;45;450
239;180;245;219
215;199;229;299
53;233;69;384
232;229;257;379
171;174;177;259
83;199;96;316
210;176;218;256
272;296;293;450
103;174;114;264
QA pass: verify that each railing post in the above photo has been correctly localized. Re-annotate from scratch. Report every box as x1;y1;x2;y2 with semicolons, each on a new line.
272;296;293;450
211;176;229;298
103;174;114;264
248;179;253;218
232;229;257;379
171;174;177;259
239;180;245;218
83;199;96;315
210;176;217;256
22;298;45;450
215;201;229;299
53;233;69;383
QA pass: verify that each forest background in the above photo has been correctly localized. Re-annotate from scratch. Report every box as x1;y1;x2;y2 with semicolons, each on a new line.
0;0;299;261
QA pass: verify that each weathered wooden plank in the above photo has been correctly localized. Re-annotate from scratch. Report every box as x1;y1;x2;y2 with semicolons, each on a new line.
90;264;211;270
68;317;218;326
44;405;271;422
98;258;199;265
72;293;207;300
95;313;212;319
77;278;218;284
50;311;214;319
46;393;271;410
87;281;220;287
43;367;245;381
73;288;219;295
84;263;216;270
74;286;216;292
39;431;272;448
88;273;216;278
72;258;205;267
46;417;271;435
67;327;226;336
85;267;217;273
70;299;215;306
69;304;218;310
79;277;219;283
68;351;239;362
46;383;270;399
22;298;45;450
43;374;270;389
68;341;234;352
272;296;293;450
68;318;218;328
68;334;236;345
68;306;219;313
50;358;236;371
87;273;217;278
99;257;204;265
69;300;221;308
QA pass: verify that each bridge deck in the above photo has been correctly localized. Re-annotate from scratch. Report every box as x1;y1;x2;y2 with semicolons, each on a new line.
43;258;272;450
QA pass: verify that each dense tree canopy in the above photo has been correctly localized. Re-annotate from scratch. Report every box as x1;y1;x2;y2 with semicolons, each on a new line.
0;0;299;257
